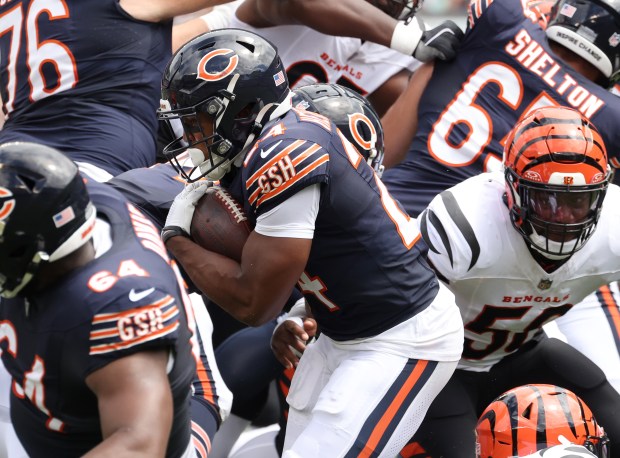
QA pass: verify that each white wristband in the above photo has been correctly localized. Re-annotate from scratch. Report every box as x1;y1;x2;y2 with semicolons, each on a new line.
273;298;307;336
288;298;307;319
390;18;424;56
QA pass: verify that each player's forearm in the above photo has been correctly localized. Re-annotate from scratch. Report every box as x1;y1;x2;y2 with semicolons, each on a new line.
83;429;168;458
255;0;397;46
173;17;210;52
165;236;275;325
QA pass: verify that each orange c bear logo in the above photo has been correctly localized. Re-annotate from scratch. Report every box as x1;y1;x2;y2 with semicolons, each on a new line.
348;113;376;151
0;187;15;222
197;49;239;82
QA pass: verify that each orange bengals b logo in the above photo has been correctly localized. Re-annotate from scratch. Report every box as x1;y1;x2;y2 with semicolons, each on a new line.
0;187;15;221
197;49;239;82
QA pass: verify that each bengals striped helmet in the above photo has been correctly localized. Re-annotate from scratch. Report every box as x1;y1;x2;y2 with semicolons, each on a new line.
503;106;611;260
476;384;609;457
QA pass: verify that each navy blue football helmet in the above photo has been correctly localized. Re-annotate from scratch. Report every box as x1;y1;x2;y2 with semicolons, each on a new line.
158;29;292;182
293;83;385;176
0;142;96;298
546;0;620;86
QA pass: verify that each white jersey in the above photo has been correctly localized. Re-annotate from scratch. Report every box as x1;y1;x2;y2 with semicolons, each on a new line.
226;12;420;95
419;171;620;371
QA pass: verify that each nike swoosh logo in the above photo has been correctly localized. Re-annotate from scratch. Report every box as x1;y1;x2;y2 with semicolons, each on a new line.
260;140;282;159
128;287;156;302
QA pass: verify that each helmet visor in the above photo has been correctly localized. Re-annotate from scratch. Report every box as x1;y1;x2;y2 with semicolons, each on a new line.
527;187;605;239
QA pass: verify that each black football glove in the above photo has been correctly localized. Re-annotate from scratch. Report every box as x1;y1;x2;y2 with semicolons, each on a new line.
413;20;464;62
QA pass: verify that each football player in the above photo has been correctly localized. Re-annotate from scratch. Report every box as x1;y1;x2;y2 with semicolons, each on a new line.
477;384;607;457
379;0;620;397
414;106;620;456
0;142;197;456
210;83;388;458
100;159;235;458
0;0;236;179
172;0;464;116
159;30;463;457
109;82;388;458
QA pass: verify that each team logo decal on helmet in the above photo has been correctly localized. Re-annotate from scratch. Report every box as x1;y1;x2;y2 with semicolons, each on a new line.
611;32;620;47
291;83;385;176
0;188;15;221
197;49;239;82
348;113;377;152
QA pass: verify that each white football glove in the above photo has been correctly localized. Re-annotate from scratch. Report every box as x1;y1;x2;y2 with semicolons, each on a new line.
161;181;211;243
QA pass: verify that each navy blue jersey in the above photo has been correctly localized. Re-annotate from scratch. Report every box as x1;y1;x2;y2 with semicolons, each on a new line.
0;0;172;175
381;0;620;217
239;109;438;341
0;180;195;457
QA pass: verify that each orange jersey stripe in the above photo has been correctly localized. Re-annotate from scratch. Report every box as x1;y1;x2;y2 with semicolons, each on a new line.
246;139;307;187
92;296;173;324
248;143;323;205
256;154;328;207
194;357;216;405
89;322;179;355
192;420;212;456
600;285;620;337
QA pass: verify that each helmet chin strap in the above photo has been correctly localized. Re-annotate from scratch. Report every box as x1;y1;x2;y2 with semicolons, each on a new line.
191;90;294;181
0;251;49;299
232;90;293;168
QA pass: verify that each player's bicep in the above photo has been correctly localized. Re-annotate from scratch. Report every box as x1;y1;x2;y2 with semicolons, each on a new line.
85;349;172;456
243;184;317;307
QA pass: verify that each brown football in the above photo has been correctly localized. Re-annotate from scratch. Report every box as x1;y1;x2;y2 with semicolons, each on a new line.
190;187;253;261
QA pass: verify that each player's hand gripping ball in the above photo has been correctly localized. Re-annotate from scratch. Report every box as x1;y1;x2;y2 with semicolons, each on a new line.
190;187;253;261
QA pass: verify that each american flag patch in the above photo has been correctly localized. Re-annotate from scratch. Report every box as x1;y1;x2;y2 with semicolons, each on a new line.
560;3;576;17
53;206;75;228
273;71;286;86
